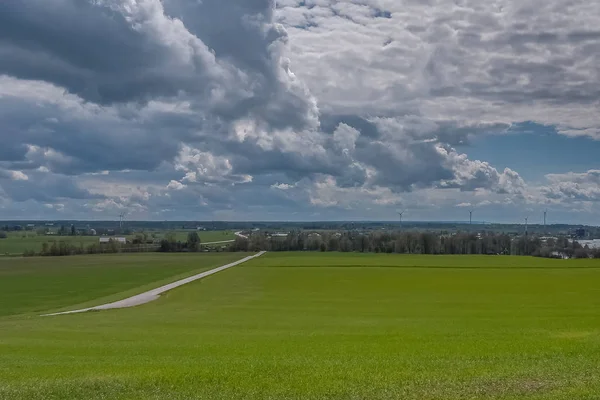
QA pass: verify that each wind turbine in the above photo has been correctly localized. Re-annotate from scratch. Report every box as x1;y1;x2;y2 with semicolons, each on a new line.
543;209;547;230
524;216;529;236
119;212;127;230
469;210;473;226
397;210;405;229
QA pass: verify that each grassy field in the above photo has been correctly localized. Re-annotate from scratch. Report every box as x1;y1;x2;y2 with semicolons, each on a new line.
0;253;247;317
173;230;236;243
1;253;600;399
0;233;99;255
0;230;236;255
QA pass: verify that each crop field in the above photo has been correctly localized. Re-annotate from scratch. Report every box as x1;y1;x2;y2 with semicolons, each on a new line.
172;230;236;243
0;230;236;255
1;253;600;399
0;233;100;255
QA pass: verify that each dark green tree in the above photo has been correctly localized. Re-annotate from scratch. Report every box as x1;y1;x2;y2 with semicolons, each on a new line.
187;232;201;252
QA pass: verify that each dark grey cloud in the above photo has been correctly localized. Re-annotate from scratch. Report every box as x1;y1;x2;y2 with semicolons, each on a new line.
0;0;317;132
0;1;210;104
0;90;183;174
0;172;101;203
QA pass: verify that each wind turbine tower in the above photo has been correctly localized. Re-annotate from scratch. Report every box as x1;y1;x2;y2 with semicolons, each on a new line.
397;211;404;229
119;212;126;230
469;210;473;225
543;209;547;230
525;216;529;236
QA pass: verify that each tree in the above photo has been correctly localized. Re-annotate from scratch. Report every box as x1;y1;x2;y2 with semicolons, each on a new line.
249;233;267;252
232;236;249;252
165;231;177;244
70;225;76;236
187;232;201;252
574;248;589;259
159;239;172;252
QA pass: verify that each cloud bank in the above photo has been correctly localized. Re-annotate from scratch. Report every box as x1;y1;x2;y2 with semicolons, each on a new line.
0;0;599;222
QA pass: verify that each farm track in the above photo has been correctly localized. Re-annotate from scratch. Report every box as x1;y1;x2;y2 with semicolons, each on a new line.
43;251;266;316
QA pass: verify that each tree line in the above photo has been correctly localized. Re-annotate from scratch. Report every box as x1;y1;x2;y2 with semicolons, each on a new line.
230;231;600;259
19;229;600;259
23;232;205;257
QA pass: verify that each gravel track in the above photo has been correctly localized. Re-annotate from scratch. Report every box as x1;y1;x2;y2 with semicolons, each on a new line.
43;251;266;316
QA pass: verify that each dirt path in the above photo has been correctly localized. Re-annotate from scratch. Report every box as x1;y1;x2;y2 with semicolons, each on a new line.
43;251;266;316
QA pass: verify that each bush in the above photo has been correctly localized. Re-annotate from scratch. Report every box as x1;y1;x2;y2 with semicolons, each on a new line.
573;248;590;259
0;231;7;239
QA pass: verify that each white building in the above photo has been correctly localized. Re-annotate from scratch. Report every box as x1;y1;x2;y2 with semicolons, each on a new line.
99;237;127;244
271;233;289;238
578;239;600;249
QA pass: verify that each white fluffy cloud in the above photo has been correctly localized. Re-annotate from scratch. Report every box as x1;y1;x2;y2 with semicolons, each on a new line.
541;170;600;202
278;0;600;140
0;170;28;181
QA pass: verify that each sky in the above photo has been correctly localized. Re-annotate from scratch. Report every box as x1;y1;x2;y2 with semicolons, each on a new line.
0;0;599;224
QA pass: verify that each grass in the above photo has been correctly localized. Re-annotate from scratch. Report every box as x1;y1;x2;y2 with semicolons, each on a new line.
0;233;99;255
0;230;236;255
1;252;600;399
0;253;247;316
174;230;236;243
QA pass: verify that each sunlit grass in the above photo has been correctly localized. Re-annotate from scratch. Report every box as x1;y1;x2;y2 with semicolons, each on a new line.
1;252;599;399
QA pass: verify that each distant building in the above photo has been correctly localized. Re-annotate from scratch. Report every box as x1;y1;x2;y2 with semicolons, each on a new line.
99;237;127;244
271;233;289;238
574;228;586;238
578;239;600;249
552;251;570;259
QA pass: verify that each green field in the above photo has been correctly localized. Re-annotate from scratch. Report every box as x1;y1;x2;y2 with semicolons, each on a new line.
0;253;247;317
0;233;99;255
0;230;236;255
173;230;236;243
1;253;600;399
